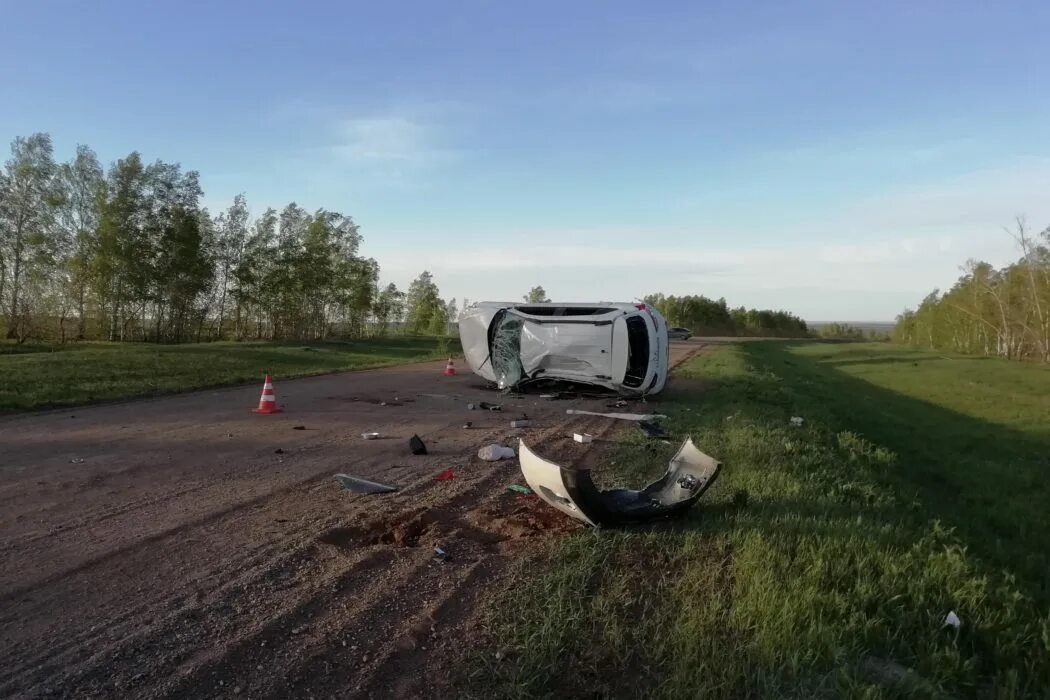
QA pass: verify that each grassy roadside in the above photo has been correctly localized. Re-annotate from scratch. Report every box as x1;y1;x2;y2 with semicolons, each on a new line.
466;342;1050;698
0;337;460;412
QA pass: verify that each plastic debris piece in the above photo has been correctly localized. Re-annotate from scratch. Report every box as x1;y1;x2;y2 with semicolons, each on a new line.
463;421;473;429
409;435;427;455
519;437;721;526
334;473;399;494
69;458;85;464
790;416;804;427
607;399;629;409
566;409;668;421
510;419;531;428
467;403;476;410
479;402;502;411
638;421;668;439
478;444;516;461
361;432;381;440
293;425;306;430
943;611;961;629
573;433;593;444
434;546;447;559
434;468;455;481
507;484;532;495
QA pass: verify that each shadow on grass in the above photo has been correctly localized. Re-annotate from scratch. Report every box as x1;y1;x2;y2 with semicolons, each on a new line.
731;341;1050;606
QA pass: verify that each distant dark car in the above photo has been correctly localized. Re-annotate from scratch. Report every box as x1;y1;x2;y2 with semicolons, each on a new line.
668;327;692;340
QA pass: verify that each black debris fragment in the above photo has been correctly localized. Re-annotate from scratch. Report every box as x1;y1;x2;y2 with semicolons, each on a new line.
409;435;427;455
638;421;668;439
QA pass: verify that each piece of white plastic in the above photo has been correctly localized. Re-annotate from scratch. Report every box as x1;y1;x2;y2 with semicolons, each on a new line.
573;433;593;443
478;444;516;461
361;432;381;440
565;409;668;421
943;611;961;629
790;416;804;427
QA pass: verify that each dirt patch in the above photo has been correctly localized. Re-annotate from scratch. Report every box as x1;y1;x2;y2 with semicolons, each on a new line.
0;344;698;698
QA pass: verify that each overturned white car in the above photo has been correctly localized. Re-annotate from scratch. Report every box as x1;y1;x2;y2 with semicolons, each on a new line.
458;302;669;395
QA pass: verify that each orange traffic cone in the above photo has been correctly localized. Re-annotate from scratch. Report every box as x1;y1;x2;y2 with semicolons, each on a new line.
443;358;457;376
253;374;281;414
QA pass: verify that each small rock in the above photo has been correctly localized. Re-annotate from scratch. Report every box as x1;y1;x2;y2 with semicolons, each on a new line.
495;650;504;660
233;687;242;695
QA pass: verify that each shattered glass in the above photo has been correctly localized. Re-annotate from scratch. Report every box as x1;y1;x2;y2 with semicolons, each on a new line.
491;314;525;390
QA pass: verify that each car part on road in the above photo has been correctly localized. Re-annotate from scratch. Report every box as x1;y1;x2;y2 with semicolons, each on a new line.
517;437;721;526
409;435;427;455
434;468;455;481
334;473;399;494
565;409;668;421
478;444;516;461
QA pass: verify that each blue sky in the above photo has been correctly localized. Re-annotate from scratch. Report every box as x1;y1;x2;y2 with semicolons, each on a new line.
2;1;1048;320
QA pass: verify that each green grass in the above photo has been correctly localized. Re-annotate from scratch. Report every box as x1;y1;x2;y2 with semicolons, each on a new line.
467;342;1050;699
0;336;459;412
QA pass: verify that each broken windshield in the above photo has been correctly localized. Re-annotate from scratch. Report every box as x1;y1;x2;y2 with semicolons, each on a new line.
490;311;525;389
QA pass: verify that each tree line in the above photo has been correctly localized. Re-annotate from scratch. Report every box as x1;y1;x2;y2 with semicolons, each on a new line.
893;219;1050;362
0;132;457;343
642;293;809;336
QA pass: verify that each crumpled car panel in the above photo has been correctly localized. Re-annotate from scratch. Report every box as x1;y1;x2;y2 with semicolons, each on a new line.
518;438;721;526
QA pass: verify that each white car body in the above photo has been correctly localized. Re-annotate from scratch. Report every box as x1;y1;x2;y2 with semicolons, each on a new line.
458;301;669;395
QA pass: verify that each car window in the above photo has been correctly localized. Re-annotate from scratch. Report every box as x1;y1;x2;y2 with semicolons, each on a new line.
490;312;525;389
624;315;650;387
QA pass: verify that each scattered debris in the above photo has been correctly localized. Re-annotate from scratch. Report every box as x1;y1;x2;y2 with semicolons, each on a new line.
478;444;516;461
69;458;85;464
274;448;285;455
790;416;804;427
433;469;455;481
573;433;593;444
943;611;961;629
506;484;532;495
468;401;502;411
361;432;381;440
434;546;447;559
566;409;668;421
638;421;668;439
463;421;473;429
334;474;399;494
510;419;531;428
409;435;427;455
518;437;721;526
607;399;629;409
